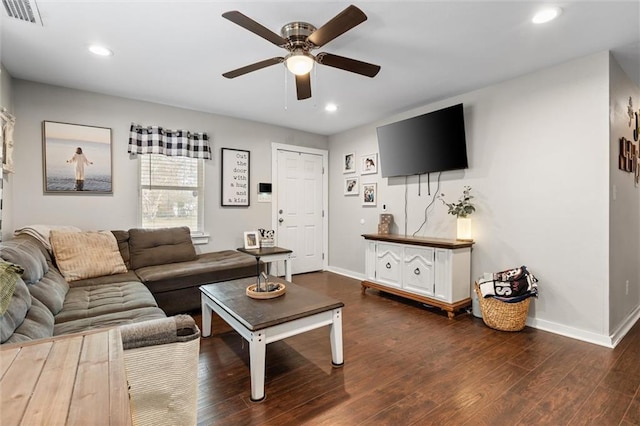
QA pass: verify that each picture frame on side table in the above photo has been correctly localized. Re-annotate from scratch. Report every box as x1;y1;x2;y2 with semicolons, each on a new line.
362;182;377;206
344;177;359;195
344;152;356;174
244;231;260;249
361;153;378;175
42;121;113;194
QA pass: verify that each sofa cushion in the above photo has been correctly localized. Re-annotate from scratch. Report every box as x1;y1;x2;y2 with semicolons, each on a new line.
128;227;196;270
135;250;257;293
55;281;161;324
111;230;131;269
4;298;55;344
54;307;166;336
50;230;127;282
0;237;49;284
69;270;140;288
26;267;69;316
0;272;32;343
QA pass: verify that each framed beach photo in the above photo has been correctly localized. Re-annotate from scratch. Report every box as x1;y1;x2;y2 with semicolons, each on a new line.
343;152;356;174
344;177;359;195
243;231;260;249
361;153;378;175
362;182;377;206
42;121;113;194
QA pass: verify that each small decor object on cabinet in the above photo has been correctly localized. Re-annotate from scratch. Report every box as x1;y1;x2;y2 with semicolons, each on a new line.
42;121;113;194
221;148;250;206
362;183;376;206
439;186;475;240
243;231;260;249
344;152;356;174
361;153;378;175
344;177;359;195
378;213;393;234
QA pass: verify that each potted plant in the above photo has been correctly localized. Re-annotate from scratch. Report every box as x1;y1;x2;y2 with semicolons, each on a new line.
439;186;475;240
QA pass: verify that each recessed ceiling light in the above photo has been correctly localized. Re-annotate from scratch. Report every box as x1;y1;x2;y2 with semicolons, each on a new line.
88;44;113;57
325;103;338;112
532;7;562;24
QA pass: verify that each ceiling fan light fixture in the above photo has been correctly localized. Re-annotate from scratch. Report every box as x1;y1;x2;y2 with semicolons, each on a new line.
285;52;314;76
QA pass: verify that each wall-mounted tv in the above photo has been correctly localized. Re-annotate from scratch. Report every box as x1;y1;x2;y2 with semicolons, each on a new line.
376;103;468;178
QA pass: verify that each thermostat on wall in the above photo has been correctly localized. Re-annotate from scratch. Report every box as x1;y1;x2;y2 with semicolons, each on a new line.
258;183;272;202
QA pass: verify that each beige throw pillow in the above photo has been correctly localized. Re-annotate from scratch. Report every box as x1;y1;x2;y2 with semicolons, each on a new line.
50;230;127;282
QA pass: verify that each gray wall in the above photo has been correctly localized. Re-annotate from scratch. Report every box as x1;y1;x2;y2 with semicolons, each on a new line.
9;79;327;251
609;54;640;336
328;51;636;346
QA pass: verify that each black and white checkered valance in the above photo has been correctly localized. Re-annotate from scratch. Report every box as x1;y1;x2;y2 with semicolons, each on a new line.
128;123;211;159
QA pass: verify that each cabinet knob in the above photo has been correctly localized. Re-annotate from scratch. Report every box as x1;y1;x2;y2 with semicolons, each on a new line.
385;262;391;269
414;268;420;275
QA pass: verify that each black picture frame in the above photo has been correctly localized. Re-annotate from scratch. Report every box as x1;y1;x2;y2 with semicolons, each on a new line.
221;148;250;206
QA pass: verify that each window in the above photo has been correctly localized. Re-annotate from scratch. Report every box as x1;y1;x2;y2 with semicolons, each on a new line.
139;154;204;232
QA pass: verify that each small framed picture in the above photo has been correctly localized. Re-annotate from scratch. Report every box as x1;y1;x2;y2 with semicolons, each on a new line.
361;153;378;175
362;183;377;206
343;152;356;174
344;177;359;195
243;231;260;249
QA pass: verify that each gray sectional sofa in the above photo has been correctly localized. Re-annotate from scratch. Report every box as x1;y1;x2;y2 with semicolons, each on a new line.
0;226;258;344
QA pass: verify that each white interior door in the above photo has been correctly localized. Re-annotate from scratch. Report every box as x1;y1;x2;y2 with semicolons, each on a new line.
275;149;324;275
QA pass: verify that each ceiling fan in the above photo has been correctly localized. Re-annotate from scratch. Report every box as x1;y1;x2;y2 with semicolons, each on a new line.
221;5;381;100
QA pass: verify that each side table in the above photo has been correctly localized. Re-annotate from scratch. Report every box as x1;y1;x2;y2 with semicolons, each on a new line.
237;246;293;282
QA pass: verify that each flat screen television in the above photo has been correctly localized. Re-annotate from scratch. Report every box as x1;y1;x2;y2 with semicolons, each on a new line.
376;103;468;178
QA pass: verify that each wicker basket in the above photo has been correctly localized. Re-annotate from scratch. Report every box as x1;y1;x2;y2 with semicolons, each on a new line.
474;282;531;332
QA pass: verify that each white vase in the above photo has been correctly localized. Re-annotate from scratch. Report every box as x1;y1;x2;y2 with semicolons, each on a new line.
456;217;472;241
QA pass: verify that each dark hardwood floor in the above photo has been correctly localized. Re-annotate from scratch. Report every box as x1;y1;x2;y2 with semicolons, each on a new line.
194;272;640;425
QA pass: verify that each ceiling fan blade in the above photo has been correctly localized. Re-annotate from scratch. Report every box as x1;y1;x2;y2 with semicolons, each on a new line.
316;53;381;78
222;57;284;79
307;5;367;48
296;73;312;100
222;11;289;47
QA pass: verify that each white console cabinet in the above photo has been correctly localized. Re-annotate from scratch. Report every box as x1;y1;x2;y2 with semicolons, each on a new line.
362;234;474;318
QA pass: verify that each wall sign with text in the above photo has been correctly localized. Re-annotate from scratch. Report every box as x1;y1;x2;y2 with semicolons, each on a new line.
221;148;250;206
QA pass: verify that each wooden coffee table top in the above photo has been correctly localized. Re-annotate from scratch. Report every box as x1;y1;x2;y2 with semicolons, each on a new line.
200;276;344;331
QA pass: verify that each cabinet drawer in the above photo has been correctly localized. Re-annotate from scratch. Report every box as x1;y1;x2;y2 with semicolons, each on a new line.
403;247;435;296
375;243;402;288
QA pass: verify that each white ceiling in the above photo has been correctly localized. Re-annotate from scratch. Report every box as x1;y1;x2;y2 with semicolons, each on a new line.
1;1;639;136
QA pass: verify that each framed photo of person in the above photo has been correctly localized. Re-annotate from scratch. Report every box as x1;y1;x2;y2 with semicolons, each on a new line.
343;152;356;174
344;177;359;195
361;153;378;175
362;182;377;206
42;121;113;194
243;231;260;249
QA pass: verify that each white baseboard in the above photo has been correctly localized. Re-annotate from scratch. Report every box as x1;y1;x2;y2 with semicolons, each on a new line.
325;266;639;349
325;266;365;282
525;317;613;348
609;305;640;347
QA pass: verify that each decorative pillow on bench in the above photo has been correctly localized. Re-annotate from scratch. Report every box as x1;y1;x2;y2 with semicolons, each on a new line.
50;230;127;282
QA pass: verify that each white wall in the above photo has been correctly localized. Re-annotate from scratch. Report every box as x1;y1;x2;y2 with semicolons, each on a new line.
609;54;640;338
328;51;613;344
10;80;327;252
1;64;14;241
